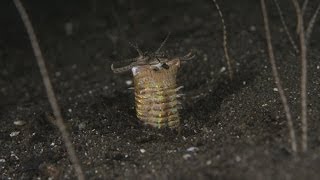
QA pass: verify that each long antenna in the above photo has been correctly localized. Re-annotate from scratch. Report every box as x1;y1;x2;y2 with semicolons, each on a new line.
156;32;171;54
129;42;143;56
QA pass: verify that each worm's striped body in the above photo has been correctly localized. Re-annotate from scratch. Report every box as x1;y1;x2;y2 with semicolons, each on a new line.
111;35;194;128
132;58;181;128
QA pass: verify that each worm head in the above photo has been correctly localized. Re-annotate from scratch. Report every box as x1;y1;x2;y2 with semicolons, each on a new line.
111;49;195;73
132;58;181;76
111;33;195;73
111;51;169;73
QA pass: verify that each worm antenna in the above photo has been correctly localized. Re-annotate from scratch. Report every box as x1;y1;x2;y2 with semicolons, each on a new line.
180;50;196;61
156;32;171;53
112;58;139;65
111;63;136;73
111;58;137;66
129;42;143;57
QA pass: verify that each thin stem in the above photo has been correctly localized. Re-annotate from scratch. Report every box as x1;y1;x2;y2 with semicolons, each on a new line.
12;0;85;178
302;0;309;16
305;2;320;45
293;0;302;34
273;0;299;54
212;0;233;80
291;0;308;153
260;0;297;153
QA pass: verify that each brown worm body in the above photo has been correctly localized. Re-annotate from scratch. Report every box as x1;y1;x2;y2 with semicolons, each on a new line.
132;58;181;128
111;36;194;128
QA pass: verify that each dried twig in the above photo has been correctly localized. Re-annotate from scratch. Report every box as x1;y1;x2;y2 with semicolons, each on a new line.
212;0;234;80
292;0;302;34
302;0;309;16
291;0;308;153
273;0;299;54
305;2;320;45
12;0;85;179
260;0;298;153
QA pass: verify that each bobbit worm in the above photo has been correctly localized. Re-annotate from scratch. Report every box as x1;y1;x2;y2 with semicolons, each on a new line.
111;35;194;128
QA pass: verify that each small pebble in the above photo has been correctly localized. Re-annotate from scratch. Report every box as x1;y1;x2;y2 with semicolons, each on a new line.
126;80;133;86
0;159;5;163
10;131;20;137
140;149;146;153
78;122;86;130
235;155;241;162
55;71;61;77
13;120;26;126
273;88;278;92
220;67;226;73
250;25;256;31
203;54;208;61
183;154;192;160
182;136;187;141
10;152;19;160
65;22;73;36
206;160;212;165
187;147;199;152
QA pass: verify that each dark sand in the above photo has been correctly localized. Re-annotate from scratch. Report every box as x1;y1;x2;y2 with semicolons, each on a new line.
1;0;320;179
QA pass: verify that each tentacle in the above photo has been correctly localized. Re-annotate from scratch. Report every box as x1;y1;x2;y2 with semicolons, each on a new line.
114;57;139;64
111;62;136;73
180;49;195;61
156;32;171;54
129;42;143;57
